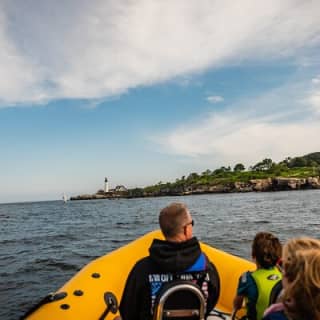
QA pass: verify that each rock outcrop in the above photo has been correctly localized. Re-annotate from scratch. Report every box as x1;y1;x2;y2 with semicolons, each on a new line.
70;176;320;201
249;178;273;191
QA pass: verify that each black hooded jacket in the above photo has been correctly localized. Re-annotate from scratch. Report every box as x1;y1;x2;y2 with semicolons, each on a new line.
119;237;220;320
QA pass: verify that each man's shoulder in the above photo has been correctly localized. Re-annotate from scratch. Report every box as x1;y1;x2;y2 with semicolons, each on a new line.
133;255;151;269
126;256;153;282
202;252;218;273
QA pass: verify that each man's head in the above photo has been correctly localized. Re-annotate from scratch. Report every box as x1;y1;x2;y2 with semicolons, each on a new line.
159;202;193;242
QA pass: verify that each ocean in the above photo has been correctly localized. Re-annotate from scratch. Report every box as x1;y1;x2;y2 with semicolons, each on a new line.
1;190;320;319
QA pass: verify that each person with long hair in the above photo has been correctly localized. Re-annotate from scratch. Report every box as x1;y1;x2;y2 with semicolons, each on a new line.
263;237;320;320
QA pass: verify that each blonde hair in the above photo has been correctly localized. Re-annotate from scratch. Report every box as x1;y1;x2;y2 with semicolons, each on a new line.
282;238;320;320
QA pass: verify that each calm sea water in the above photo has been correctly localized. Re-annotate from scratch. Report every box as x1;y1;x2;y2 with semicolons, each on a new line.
1;190;320;319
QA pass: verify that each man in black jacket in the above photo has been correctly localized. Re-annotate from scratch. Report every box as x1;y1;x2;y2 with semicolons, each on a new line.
119;202;220;320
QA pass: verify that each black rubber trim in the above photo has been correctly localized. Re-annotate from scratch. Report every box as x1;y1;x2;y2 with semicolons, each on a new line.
19;292;67;319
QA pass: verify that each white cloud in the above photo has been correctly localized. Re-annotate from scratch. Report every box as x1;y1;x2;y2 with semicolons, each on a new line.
307;75;320;113
312;77;320;84
308;91;320;113
156;114;320;168
152;79;320;167
207;95;224;103
0;9;46;103
0;0;320;105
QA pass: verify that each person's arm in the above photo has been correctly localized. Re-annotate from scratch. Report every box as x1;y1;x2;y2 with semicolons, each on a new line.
233;294;244;309
231;272;249;319
232;294;244;318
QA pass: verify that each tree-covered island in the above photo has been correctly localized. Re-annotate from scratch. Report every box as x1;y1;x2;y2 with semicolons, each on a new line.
70;152;320;201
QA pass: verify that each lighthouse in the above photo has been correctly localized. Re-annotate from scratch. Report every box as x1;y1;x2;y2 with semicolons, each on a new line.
104;177;109;193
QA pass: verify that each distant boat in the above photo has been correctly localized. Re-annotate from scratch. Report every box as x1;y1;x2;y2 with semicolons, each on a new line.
62;193;68;203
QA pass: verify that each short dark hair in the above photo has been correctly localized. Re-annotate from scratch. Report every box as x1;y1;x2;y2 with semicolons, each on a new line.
159;202;189;238
252;232;282;268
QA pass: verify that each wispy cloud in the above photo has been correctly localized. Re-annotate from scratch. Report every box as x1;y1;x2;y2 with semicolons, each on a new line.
306;76;320;114
0;9;46;103
152;78;320;167
308;91;320;114
1;0;320;105
207;95;224;103
312;76;320;84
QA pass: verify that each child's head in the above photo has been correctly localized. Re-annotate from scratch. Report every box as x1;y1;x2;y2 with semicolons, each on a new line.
283;245;320;320
282;237;320;283
251;232;282;268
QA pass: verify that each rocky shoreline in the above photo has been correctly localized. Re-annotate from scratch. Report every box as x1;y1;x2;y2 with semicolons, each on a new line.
70;176;320;201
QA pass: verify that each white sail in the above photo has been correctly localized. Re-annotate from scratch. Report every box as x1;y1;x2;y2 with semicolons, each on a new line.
63;193;68;203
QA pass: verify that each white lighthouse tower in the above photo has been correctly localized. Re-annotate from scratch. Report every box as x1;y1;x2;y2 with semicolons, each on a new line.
104;177;109;193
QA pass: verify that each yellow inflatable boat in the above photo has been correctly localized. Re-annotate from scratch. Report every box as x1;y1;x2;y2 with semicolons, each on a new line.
24;230;255;320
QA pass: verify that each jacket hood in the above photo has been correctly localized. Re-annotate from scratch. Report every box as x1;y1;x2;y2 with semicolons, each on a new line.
148;237;201;273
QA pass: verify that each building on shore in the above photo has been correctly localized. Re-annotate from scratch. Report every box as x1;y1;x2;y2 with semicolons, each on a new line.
104;177;109;193
113;185;128;192
103;178;127;194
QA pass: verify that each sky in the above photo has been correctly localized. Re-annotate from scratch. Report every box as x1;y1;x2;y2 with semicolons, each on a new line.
1;0;320;203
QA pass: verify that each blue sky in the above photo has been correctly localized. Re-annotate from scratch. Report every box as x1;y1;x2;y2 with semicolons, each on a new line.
1;1;320;203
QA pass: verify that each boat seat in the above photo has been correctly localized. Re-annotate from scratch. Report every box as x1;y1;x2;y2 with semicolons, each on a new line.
153;281;206;320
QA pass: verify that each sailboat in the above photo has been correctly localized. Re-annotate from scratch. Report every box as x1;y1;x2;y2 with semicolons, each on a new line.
62;193;68;203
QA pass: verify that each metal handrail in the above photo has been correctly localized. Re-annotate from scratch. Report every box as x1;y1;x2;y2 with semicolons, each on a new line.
153;283;206;320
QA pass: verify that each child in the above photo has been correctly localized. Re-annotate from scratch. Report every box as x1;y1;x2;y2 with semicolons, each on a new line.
263;237;320;320
232;232;282;320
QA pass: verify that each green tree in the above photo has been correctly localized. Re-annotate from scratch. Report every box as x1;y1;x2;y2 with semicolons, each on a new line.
128;188;144;197
271;163;288;176
187;172;199;181
288;157;307;168
233;163;245;172
213;166;231;175
252;158;274;171
201;169;212;176
279;157;290;167
308;160;318;167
